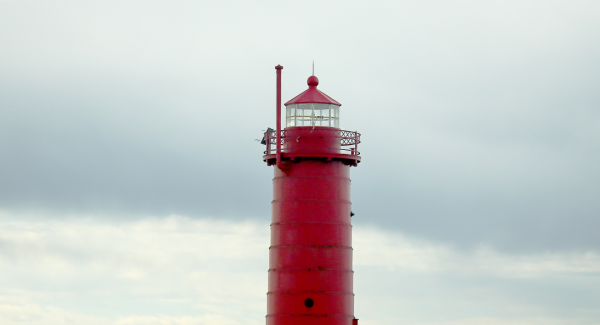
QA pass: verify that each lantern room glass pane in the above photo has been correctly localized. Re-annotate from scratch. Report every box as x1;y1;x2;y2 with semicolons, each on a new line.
330;105;339;127
285;103;340;128
285;105;292;127
332;105;339;118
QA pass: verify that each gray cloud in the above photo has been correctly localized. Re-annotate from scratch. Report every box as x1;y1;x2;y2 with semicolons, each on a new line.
1;0;599;252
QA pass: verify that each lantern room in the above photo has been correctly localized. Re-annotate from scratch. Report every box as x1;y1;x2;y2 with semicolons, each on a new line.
284;75;341;128
262;69;360;167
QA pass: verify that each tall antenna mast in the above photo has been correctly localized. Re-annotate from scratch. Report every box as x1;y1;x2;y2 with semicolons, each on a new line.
312;60;314;76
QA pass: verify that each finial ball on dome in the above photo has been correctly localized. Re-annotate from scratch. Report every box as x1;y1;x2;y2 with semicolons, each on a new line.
307;76;319;87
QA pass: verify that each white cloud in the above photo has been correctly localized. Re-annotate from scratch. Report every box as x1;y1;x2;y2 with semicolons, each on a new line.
0;296;238;325
114;314;238;325
1;213;599;324
0;213;267;325
0;295;108;325
354;226;600;277
416;317;573;325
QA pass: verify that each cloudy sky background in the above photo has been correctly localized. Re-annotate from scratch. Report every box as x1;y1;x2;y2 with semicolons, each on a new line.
1;1;599;324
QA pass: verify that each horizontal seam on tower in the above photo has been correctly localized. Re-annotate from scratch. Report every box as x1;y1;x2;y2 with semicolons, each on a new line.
273;176;350;180
268;268;353;273
272;199;351;203
270;245;352;249
267;290;354;295
271;222;351;226
266;314;354;318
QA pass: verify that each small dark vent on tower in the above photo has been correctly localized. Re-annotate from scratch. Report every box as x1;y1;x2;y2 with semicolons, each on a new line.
304;298;314;308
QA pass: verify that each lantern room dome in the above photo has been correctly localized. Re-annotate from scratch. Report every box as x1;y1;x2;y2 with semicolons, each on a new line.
307;75;319;87
284;75;341;106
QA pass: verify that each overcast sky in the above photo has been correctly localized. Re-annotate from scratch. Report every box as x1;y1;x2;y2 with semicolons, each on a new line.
1;1;599;324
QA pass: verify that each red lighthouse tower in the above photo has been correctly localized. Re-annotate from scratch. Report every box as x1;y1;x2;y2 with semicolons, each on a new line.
262;66;361;325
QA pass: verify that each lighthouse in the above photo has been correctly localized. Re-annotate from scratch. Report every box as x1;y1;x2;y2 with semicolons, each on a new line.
262;65;361;325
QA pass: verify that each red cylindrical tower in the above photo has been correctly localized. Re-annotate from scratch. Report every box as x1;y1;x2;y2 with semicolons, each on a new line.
263;66;361;325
